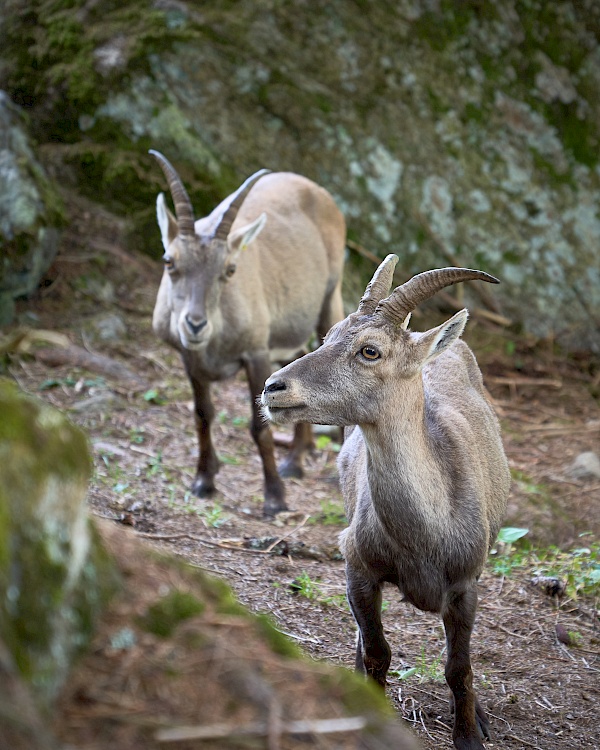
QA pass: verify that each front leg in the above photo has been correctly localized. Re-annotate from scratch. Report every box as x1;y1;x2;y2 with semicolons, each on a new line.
347;569;391;688
188;374;219;498
443;584;490;750
243;353;287;517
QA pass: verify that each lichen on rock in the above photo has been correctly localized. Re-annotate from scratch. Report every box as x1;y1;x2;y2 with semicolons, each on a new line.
0;379;119;707
0;92;64;326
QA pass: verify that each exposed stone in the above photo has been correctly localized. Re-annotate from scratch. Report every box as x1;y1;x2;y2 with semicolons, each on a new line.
0;379;119;708
86;311;127;342
0;92;64;326
566;451;600;480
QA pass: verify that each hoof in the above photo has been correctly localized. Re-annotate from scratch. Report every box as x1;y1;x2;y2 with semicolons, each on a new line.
263;494;289;518
453;739;485;750
475;705;491;741
278;459;304;480
191;477;216;498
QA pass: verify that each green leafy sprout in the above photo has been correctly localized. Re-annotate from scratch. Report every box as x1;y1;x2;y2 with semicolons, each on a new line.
490;528;600;600
390;645;446;683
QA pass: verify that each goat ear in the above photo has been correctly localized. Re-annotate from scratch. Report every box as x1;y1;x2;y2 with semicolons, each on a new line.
156;193;179;251
227;212;267;257
420;309;469;364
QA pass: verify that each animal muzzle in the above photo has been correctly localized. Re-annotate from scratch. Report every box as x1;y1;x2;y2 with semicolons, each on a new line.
185;314;207;336
179;314;211;349
261;376;307;422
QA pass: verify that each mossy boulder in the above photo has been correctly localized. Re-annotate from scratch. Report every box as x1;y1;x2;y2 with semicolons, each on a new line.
0;379;119;708
2;1;600;348
0;92;65;326
52;521;420;750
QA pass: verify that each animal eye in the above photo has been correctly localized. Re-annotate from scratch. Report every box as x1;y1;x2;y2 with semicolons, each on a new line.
360;346;380;361
163;255;175;271
225;264;236;278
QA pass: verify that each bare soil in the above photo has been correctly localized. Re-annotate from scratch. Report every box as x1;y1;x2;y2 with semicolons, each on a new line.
6;197;600;750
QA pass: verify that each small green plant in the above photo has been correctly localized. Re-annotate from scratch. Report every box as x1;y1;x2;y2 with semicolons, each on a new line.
391;645;446;683
197;502;230;528
489;527;530;576
289;571;320;600
289;572;348;610
320;592;349;609
146;451;163;477
143;388;166;405
129;427;145;444
510;469;550;499
310;499;347;526
489;530;600;600
497;527;529;545
219;454;242;465
315;434;341;452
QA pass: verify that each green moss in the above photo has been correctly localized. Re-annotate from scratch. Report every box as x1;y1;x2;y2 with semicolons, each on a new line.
214;595;248;617
530;148;575;189
414;1;498;52
549;100;599;169
0;379;91;482
319;668;393;717
139;589;205;638
0;381;120;700
255;613;302;658
463;102;485;124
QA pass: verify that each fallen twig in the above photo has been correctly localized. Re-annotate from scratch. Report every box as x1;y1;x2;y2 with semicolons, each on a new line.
33;344;145;387
155;716;368;743
346;239;382;267
437;290;512;327
264;514;310;553
487;375;562;390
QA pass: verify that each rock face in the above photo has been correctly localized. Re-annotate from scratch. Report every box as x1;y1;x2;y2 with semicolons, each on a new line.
2;1;600;349
0;379;118;709
0;93;64;325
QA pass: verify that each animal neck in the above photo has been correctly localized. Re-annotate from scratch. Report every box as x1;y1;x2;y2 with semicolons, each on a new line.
359;377;451;535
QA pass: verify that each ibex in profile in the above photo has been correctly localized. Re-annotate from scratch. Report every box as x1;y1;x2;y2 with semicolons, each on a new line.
150;150;345;516
262;255;510;749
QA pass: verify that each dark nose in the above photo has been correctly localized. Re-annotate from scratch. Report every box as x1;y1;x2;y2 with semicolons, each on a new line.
264;379;286;393
185;316;207;336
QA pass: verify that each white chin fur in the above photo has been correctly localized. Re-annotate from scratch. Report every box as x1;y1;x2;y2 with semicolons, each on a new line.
179;336;205;351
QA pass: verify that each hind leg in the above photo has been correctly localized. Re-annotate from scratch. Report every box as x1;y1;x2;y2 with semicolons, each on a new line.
278;422;313;479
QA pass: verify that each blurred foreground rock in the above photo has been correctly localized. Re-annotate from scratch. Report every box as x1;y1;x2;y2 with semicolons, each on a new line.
0;378;119;745
0;378;419;749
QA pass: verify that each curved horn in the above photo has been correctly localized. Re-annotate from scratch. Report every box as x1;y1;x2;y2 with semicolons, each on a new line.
358;254;399;315
213;169;271;240
149;150;195;238
376;267;500;326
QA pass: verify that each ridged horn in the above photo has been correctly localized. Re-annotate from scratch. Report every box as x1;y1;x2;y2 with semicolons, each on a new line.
376;267;500;326
149;150;196;237
213;169;271;240
358;254;399;315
